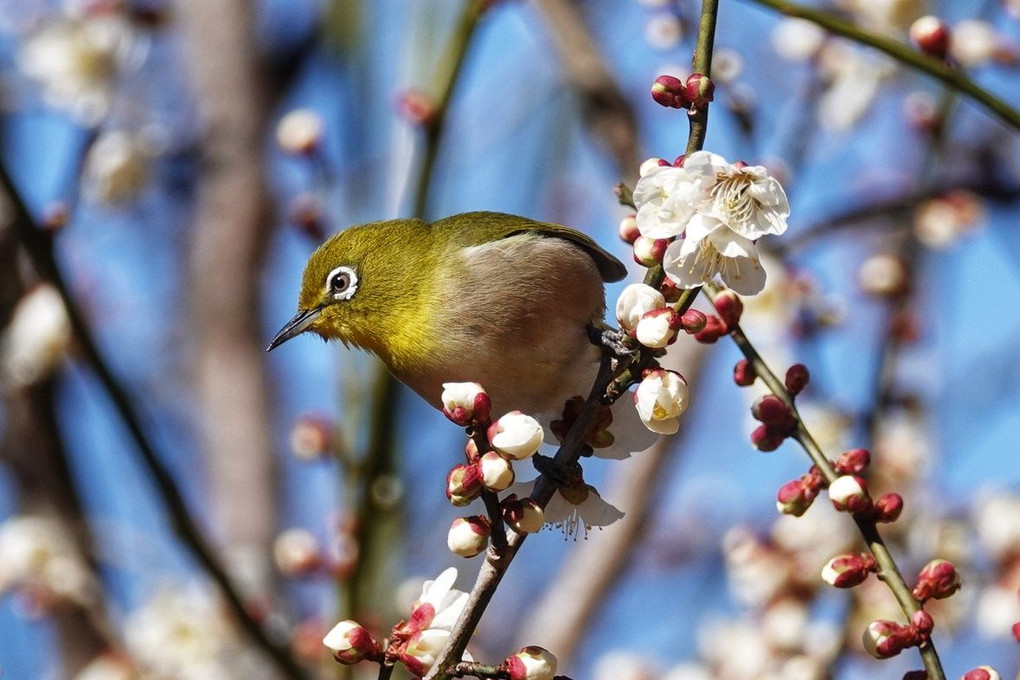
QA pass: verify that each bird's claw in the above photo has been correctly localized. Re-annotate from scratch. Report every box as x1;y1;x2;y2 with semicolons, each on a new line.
587;323;637;358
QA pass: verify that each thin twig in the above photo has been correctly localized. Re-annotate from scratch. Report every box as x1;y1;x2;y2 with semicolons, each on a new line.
0;163;312;680
741;0;1020;132
714;282;946;680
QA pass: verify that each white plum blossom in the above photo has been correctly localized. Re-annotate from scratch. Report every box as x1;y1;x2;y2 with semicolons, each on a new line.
398;568;470;675
506;646;558;680
0;515;96;607
545;482;625;537
489;411;544;460
633;369;690;435
632;151;788;295
18;13;139;125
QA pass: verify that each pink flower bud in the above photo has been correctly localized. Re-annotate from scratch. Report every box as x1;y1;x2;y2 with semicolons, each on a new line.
660;276;682;303
441;382;491;426
821;553;876;588
322;619;381;664
289;414;335;461
828;475;873;514
679;309;707;334
910;16;950;60
506;646;558;680
446;464;483;506
489;411;544;460
619;214;640;244
616;283;666;332
751;395;792;428
834;448;871;474
503;497;545;534
447;515;491;558
397;89;437;126
751;424;784;452
912;559;961;602
776;477;818;516
712;288;743;327
963;667;1001;680
911;610;934;635
784;363;810;396
635;307;679;348
902;671;927;680
684;73;715;108
875;493;904;523
650;75;689;109
862;619;915;659
693;314;729;343
633;235;669;266
273;528;322;577
733;358;756;386
478;450;515;491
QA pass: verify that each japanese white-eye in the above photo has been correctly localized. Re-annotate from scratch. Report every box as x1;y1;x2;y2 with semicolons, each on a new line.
268;211;627;417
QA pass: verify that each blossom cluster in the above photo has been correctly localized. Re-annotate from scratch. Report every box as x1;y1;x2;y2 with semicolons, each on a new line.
631;150;790;295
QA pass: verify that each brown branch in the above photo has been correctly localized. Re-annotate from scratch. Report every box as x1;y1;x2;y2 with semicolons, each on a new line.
533;0;642;179
176;0;278;602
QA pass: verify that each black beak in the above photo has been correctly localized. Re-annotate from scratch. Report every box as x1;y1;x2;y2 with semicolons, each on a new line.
267;307;322;351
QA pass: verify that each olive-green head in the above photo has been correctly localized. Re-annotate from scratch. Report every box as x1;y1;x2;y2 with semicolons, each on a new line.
267;218;434;354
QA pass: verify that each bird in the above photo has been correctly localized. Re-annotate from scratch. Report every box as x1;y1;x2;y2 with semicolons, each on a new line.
268;211;627;418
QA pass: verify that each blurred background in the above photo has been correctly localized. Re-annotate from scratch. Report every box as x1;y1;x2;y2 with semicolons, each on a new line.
1;0;1019;678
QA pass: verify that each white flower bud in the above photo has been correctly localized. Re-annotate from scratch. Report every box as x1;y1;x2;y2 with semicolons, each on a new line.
447;516;490;558
635;307;678;348
1;285;71;387
506;646;558;680
488;412;543;460
616;283;666;331
84;130;149;203
322;619;380;664
276;109;324;154
272;528;321;577
441;382;491;426
505;498;545;534
828;475;871;513
479;451;514;491
633;369;689;435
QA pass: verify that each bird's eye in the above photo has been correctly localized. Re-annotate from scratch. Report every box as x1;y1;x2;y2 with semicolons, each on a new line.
326;266;358;301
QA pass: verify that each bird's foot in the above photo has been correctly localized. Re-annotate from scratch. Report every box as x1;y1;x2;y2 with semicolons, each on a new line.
587;322;637;358
532;454;585;487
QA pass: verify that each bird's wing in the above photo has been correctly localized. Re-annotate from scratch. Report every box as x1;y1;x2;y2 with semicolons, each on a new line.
431;211;628;283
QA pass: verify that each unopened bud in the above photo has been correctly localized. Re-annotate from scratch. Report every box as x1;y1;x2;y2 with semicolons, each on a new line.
506;645;558;680
619;214;640;244
273;528;322;577
650;75;689;109
636;307;680;348
277;109;324;155
680;309;707;334
693;314;729;343
859;253;910;298
441;382;491;426
633;236;669;266
289;414;335;461
479;450;515;491
784;363;810;396
446;464;483;506
751;395;792;427
911;610;934;635
447;515;491;558
617;283;666;332
733;359;757;387
489;412;544;460
910;16;950;60
874;493;904;523
828;475;873;514
503;497;544;534
913;559;961;602
322;620;381;664
962;667;1001;680
712;288;743;327
834;448;871;474
397;90;437;126
821;552;876;588
685;73;715;108
751;424;784;452
863;619;915;659
776;477;818;516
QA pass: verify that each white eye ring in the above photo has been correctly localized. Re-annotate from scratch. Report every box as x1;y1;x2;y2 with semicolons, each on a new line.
326;265;358;301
